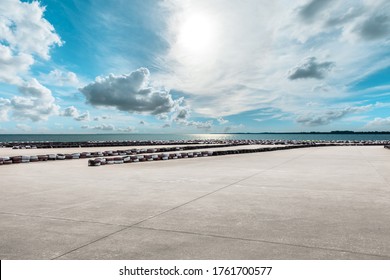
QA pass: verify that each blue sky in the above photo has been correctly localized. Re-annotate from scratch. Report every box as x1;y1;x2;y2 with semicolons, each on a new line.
1;0;390;133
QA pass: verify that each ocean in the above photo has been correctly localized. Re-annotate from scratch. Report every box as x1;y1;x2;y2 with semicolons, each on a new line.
1;133;390;143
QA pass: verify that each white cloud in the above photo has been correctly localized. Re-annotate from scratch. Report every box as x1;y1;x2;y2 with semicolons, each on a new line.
62;106;89;121
0;1;62;123
174;108;190;120
0;44;33;85
365;117;390;129
156;0;390;118
0;0;62;84
4;78;60;122
40;69;80;87
63;106;79;118
217;117;229;124
171;103;191;123
80;68;183;115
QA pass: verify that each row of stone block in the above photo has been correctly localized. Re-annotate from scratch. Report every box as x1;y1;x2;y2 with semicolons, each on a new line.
87;144;327;167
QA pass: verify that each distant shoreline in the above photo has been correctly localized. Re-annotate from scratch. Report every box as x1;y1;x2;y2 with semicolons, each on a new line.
212;131;390;134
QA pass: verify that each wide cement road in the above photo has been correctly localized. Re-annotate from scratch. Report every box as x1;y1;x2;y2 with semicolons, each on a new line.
0;146;389;259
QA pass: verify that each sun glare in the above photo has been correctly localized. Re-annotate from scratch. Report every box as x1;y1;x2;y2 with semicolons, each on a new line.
178;14;216;54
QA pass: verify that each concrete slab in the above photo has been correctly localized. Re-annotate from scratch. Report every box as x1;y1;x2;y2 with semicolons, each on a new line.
138;186;390;257
57;227;384;260
1;145;389;259
0;213;123;259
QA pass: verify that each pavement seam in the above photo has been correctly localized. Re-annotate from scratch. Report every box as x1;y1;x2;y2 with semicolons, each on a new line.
50;149;312;259
134;225;390;259
130;149;313;227
51;226;133;260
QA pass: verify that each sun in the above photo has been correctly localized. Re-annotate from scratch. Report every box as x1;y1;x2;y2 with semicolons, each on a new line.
178;14;216;54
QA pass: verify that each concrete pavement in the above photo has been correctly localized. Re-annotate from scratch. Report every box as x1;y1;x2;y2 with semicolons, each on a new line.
0;146;389;259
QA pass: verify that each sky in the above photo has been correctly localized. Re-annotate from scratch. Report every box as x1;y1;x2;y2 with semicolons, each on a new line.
0;0;390;134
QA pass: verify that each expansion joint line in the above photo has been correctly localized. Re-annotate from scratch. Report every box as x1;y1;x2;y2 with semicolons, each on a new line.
51;148;312;259
134;225;390;259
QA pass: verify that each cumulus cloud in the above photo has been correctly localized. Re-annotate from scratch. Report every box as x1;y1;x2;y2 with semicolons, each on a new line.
40;69;80;87
0;0;62;84
296;105;372;126
63;106;79;118
80;68;182;115
217;117;229;124
3;78;60;122
139;120;145;125
288;57;334;80
0;45;33;85
162;124;170;128
62;106;90;121
0;1;62;123
175;108;189;120
365;117;390;128
172;104;191;123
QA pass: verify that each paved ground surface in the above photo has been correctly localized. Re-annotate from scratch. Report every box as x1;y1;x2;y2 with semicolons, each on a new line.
0;146;389;259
